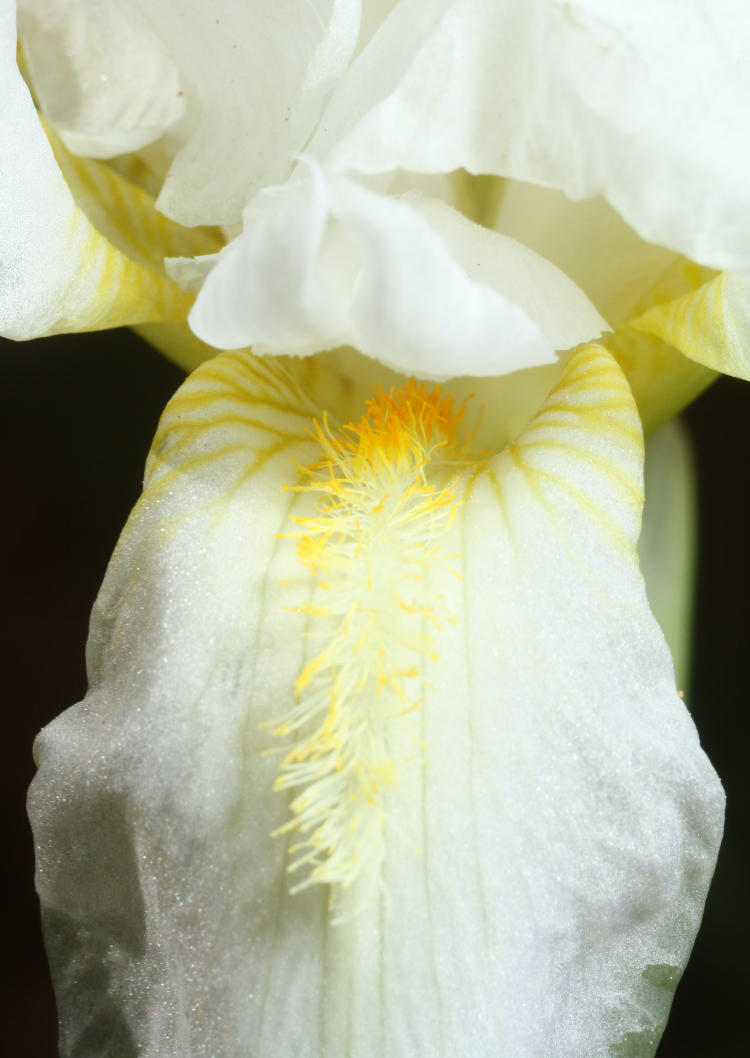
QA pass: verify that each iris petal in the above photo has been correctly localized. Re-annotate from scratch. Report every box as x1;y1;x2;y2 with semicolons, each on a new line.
187;167;607;379
632;272;750;383
30;344;722;1057
316;0;750;270
1;7;216;340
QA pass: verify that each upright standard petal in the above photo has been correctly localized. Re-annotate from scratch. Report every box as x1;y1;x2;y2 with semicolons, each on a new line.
30;344;722;1057
1;6;218;341
186;166;607;378
152;0;362;225
317;0;750;271
18;0;185;158
495;184;678;328
20;0;364;225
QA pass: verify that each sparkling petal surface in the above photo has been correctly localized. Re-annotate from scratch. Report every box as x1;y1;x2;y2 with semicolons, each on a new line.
30;345;723;1058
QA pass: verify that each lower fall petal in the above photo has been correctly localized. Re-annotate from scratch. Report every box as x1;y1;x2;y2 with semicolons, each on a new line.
631;272;750;383
29;345;723;1057
604;258;719;433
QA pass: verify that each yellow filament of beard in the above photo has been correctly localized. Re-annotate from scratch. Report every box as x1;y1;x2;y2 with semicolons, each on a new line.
271;381;468;912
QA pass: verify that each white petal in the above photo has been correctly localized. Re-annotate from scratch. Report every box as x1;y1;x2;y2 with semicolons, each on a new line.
186;173;353;353
188;167;606;379
496;183;678;327
21;0;362;225
601;258;720;434
29;355;328;1057
394;345;722;1054
405;194;609;352
18;0;184;157
301;0;363;97
30;345;722;1057
0;7;197;339
318;0;750;271
152;0;360;225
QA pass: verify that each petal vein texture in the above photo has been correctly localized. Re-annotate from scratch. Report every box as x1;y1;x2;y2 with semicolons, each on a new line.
29;344;723;1057
1;6;216;339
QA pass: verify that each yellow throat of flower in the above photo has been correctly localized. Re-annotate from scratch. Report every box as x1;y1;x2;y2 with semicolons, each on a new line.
271;381;472;914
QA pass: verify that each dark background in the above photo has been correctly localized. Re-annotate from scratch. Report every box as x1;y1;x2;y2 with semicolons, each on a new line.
2;329;748;1056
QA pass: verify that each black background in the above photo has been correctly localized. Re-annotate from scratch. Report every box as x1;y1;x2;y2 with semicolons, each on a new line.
2;329;748;1056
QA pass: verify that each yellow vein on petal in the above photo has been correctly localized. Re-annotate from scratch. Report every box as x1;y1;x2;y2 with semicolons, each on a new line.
45;119;220;267
508;451;634;558
137;351;320;554
632;272;750;382
29;123;202;334
517;440;642;506
496;343;643;552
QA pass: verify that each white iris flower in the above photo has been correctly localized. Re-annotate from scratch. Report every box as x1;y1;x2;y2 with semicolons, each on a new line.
4;2;749;1056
